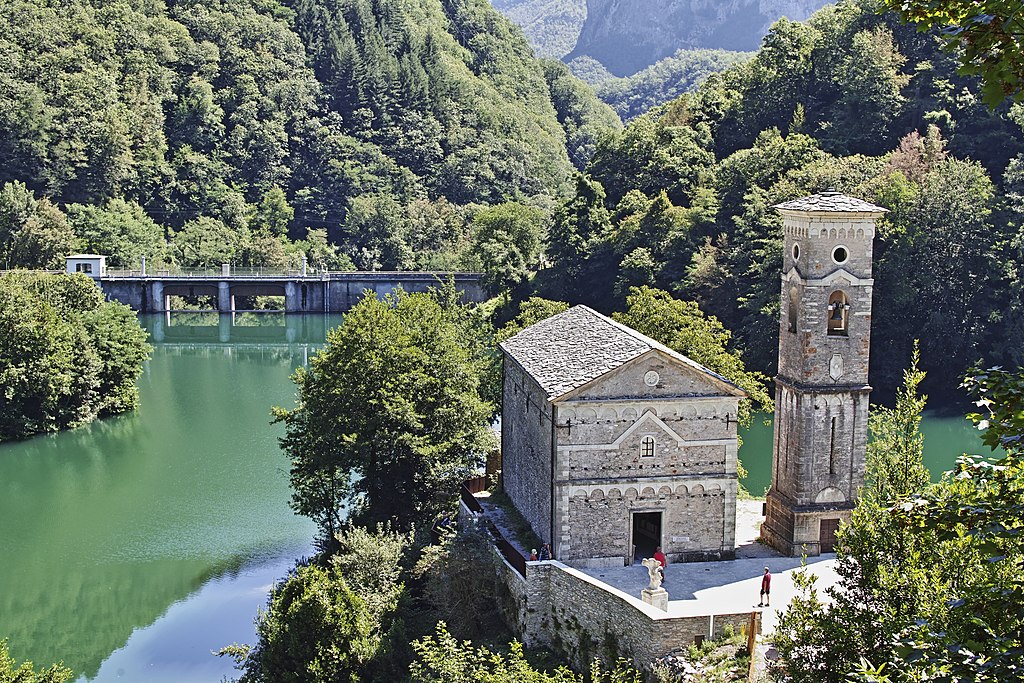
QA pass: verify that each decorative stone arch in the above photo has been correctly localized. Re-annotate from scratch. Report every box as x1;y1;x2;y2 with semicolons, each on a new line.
572;488;589;500
640;486;657;498
580;407;598;420
815;487;847;504
589;489;605;501
706;483;722;492
599;406;617;420
690;484;705;495
674;484;689;496
681;405;698;419
856;228;865;238
607;488;622;499
621;407;638;421
625;487;639;500
658;486;673;497
561;408;577;421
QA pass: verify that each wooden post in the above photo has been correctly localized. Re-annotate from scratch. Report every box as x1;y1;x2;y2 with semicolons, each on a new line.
746;610;759;682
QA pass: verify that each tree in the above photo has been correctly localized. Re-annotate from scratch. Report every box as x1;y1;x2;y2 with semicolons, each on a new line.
0;181;74;270
225;563;377;683
274;290;494;541
0;272;150;441
65;199;166;269
775;362;1024;683
472;202;545;293
0;639;72;683
169;216;238;269
882;0;1024;105
612;286;772;425
863;342;931;504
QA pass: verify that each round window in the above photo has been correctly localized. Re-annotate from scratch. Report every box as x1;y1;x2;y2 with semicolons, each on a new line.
792;243;800;260
643;371;660;387
832;246;849;264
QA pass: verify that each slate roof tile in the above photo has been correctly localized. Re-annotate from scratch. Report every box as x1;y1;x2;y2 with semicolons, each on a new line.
774;190;887;214
499;305;743;401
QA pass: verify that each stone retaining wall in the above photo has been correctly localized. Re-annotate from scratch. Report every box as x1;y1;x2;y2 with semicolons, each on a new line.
463;499;756;673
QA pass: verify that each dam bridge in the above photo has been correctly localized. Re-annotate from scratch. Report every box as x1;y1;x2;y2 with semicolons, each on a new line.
98;268;486;314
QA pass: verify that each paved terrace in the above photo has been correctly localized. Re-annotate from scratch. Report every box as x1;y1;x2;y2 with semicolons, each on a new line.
474;492;840;635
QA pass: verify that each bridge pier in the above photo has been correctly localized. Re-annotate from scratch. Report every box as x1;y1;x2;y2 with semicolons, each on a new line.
151;281;165;313
218;282;233;314
219;314;232;342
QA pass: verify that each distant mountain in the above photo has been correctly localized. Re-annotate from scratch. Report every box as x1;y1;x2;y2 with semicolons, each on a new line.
568;0;828;76
491;0;586;57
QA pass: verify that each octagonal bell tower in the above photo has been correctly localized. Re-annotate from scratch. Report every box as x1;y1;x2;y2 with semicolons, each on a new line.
761;190;887;556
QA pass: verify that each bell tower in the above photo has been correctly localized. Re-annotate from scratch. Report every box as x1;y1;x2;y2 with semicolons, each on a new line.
761;191;887;556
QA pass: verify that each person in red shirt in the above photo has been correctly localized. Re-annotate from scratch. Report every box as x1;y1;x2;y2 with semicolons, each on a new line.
758;567;772;607
653;546;667;574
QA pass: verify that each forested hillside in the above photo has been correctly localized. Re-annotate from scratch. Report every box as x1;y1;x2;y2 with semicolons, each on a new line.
538;0;1024;401
593;49;753;121
0;0;619;272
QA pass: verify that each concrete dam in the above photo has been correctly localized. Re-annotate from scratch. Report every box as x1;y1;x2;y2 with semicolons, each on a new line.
99;271;487;313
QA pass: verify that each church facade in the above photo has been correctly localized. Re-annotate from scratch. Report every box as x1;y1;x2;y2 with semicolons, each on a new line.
500;306;745;567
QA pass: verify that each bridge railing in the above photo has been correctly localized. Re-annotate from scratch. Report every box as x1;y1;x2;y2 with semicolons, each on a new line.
103;269;484;280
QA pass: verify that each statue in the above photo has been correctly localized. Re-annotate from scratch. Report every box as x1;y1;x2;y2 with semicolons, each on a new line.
642;557;663;590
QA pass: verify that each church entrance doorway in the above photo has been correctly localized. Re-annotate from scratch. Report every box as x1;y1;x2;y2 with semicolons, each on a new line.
820;518;840;553
631;511;662;564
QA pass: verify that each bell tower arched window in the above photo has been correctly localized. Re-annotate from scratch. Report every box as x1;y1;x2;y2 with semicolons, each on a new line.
640;436;655;458
827;291;849;336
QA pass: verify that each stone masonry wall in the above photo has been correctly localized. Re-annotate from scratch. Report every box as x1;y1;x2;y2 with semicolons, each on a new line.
495;552;756;674
502;358;555;545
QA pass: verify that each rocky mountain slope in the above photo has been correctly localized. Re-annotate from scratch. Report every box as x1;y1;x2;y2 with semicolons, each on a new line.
568;0;828;75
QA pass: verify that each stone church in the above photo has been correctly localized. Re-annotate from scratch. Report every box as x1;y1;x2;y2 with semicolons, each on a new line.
500;190;884;566
499;306;746;567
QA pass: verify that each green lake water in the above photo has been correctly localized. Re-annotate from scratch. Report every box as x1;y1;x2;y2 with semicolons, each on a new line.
738;410;993;496
0;311;997;681
0;314;342;682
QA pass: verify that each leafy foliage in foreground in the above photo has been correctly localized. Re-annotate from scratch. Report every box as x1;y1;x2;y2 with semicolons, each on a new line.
410;623;642;683
0;640;71;683
774;360;1024;683
0;272;151;441
882;0;1024;105
222;525;410;683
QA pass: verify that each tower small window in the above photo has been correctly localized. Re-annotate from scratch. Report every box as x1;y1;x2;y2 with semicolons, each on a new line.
640;436;655;458
788;287;798;334
831;246;849;264
792;243;800;261
827;291;850;336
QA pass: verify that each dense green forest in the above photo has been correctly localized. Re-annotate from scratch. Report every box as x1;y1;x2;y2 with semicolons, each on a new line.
0;0;619;272
536;0;1024;401
590;49;753;121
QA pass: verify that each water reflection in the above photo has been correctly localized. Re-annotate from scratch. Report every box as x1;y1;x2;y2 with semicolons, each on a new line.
0;313;326;680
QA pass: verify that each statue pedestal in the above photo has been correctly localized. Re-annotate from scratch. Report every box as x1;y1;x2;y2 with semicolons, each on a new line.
642;587;669;611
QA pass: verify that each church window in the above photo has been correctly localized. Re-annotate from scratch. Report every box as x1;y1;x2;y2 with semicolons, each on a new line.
831;245;849;264
640;436;655;458
827;291;849;336
792;243;800;261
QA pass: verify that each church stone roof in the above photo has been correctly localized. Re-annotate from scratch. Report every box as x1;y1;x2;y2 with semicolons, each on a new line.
499;305;744;401
774;190;887;214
